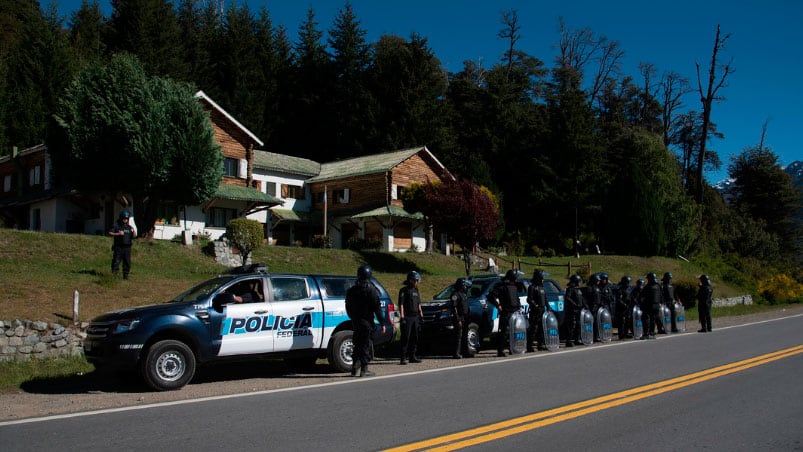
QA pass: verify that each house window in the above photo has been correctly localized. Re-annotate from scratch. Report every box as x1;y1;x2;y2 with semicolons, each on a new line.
206;207;237;228
392;184;407;200
29;165;41;186
157;204;180;225
333;188;350;204
3;174;10;192
313;191;326;205
223;158;238;177
281;184;305;200
265;182;276;197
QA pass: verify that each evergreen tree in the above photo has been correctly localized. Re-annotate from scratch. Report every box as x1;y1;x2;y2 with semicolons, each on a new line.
68;0;108;70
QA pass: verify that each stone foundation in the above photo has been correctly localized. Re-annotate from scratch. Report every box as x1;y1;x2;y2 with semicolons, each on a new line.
0;319;86;362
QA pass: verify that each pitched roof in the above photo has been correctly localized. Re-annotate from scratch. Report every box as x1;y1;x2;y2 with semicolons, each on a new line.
253;150;321;176
306;146;450;183
350;205;424;220
194;90;263;147
213;184;282;205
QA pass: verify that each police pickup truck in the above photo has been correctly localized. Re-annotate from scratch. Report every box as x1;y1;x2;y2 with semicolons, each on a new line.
420;274;565;355
84;264;396;391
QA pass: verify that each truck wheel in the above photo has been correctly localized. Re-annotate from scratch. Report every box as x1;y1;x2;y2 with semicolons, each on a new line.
327;331;354;373
466;323;481;356
141;340;196;391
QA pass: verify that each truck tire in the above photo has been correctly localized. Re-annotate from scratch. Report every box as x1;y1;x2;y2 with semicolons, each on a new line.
141;339;196;391
466;322;481;356
327;331;354;373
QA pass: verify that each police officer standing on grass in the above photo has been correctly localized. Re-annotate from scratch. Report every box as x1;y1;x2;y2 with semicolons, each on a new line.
449;278;471;358
615;276;632;339
345;264;386;377
487;269;521;357
526;270;550;352
662;272;680;333
108;210;136;280
640;273;662;339
564;274;585;347
398;271;424;365
697;274;714;332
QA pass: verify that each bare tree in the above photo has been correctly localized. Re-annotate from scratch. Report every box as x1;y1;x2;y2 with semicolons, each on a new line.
498;9;521;79
659;70;692;147
695;24;734;203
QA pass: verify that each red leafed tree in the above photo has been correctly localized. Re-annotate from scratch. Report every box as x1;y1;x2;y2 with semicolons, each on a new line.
422;178;500;276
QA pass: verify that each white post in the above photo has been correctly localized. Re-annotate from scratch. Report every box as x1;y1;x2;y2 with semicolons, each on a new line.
73;290;79;325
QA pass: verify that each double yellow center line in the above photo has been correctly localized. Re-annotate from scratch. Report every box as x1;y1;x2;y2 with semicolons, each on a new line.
386;345;803;452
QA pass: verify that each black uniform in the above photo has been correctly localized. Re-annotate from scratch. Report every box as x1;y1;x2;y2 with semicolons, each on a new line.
488;281;520;356
526;283;549;351
697;283;713;332
640;281;662;338
584;282;602;341
628;285;643;336
564;283;585;346
398;282;422;363
110;220;135;279
614;282;631;339
449;288;470;358
346;280;385;376
662;281;679;332
600;282;613;316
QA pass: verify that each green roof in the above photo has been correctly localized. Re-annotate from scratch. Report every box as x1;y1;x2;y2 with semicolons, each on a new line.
214;184;283;205
350;205;424;220
253;150;321;176
307;147;432;183
269;208;310;222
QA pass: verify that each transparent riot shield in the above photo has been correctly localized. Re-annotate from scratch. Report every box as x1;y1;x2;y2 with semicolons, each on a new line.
580;308;594;345
596;307;613;343
674;302;686;332
509;311;528;355
632;305;643;339
659;304;671;333
542;311;560;352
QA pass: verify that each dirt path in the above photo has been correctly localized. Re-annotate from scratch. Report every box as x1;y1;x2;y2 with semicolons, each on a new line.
3;304;802;421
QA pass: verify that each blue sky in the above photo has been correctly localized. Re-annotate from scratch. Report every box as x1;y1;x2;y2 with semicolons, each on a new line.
54;0;802;183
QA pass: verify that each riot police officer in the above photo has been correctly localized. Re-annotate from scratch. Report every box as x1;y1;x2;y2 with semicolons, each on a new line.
108;210;137;279
662;272;680;333
615;276;632;339
487;269;521;357
697;274;714;332
564;274;585;347
398;271;423;365
599;272;613;317
629;279;645;338
585;274;602;342
345;265;387;377
640;273;662;339
449;278;471;358
526;270;550;352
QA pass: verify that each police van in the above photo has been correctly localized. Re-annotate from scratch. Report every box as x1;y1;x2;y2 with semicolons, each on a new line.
420;273;565;355
84;264;396;391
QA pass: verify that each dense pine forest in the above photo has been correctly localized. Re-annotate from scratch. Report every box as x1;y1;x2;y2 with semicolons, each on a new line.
1;1;800;282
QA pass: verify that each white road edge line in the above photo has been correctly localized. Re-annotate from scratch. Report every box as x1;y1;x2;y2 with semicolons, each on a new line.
1;312;801;427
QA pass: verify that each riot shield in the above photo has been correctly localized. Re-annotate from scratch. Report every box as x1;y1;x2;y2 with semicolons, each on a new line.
542;311;560;352
508;311;528;355
632;305;643;339
674;302;686;332
660;304;671;333
579;308;594;345
596;307;613;343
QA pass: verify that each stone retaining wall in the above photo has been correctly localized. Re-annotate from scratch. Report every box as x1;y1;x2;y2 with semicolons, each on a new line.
712;294;753;307
0;320;86;362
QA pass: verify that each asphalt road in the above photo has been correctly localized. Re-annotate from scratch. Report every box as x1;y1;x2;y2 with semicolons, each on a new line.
1;312;801;451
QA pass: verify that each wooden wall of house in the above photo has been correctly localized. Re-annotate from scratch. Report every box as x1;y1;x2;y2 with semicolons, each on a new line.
389;152;446;207
205;107;255;187
309;173;388;213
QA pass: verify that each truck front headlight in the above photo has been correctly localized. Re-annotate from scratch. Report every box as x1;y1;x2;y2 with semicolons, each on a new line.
111;318;140;334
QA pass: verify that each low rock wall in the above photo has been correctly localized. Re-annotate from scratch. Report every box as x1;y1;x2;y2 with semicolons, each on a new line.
712;295;753;307
0;320;86;362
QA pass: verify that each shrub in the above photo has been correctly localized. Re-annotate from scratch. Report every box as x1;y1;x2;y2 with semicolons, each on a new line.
311;234;332;249
346;237;382;251
674;278;699;308
225;218;264;266
757;274;803;304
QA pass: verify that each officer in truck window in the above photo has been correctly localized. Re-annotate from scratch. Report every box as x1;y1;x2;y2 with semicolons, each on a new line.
230;280;261;304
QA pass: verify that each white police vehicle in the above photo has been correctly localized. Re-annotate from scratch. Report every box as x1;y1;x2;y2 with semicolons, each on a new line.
84;264;396;390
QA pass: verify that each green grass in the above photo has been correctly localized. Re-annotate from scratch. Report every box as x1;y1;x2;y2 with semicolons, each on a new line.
0;356;94;393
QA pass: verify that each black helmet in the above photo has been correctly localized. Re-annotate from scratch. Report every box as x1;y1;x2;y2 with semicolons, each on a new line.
455;278;471;290
570;274;582;285
620;276;632;284
589;273;599;284
119;210;131;219
599;272;609;282
646;272;658;283
636;279;645;287
662;272;673;282
532;270;546;282
699;274;710;285
357;264;372;280
407;270;421;283
504;269;518;282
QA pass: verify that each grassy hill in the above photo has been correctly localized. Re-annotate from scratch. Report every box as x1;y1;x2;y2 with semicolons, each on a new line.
0;229;751;324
